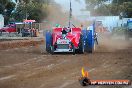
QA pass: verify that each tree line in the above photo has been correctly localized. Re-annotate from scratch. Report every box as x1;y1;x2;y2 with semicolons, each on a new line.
85;0;132;18
0;0;50;25
1;0;132;25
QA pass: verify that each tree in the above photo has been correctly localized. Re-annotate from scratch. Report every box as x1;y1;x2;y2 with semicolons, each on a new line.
120;2;132;18
0;0;16;25
12;0;49;22
85;0;111;16
85;0;132;17
85;0;109;10
112;0;132;4
112;0;132;18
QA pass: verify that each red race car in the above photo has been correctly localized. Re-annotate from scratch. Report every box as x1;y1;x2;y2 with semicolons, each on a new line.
45;26;90;54
0;24;16;33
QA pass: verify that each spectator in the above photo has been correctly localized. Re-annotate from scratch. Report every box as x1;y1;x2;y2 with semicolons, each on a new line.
94;31;98;45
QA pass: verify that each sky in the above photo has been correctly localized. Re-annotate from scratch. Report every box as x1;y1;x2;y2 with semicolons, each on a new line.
54;0;87;17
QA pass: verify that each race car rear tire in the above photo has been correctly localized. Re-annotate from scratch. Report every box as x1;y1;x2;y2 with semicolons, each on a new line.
45;31;52;53
88;46;93;53
86;30;94;53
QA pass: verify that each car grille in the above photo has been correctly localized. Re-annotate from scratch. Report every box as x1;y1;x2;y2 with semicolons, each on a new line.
57;44;69;49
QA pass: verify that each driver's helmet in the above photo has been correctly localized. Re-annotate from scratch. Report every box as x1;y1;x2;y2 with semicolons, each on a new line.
62;27;67;38
63;26;67;30
62;27;67;34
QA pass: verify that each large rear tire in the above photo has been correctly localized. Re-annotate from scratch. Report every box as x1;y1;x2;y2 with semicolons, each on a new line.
86;30;94;53
45;31;52;53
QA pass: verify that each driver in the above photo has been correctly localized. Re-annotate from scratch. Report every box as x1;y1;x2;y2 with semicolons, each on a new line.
94;31;98;45
62;27;67;34
62;27;71;34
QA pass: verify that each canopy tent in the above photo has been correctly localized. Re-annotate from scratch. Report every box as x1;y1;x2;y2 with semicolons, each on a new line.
23;20;36;23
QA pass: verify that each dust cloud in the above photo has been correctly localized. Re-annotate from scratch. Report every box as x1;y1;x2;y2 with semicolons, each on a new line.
41;2;82;30
97;33;131;52
41;1;131;52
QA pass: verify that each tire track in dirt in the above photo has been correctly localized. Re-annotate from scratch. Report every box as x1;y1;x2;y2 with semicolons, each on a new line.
0;39;132;88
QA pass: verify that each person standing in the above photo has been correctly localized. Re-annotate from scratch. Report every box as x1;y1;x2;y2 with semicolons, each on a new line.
94;32;98;45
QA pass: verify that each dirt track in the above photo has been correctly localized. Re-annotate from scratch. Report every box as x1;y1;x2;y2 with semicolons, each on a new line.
0;35;132;88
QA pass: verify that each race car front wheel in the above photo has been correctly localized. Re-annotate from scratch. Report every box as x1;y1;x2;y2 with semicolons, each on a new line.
50;46;54;55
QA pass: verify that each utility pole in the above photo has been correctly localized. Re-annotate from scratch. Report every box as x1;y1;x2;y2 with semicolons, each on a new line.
69;0;72;28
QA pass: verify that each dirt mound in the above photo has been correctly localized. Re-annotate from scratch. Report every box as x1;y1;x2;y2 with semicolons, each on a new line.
0;39;44;50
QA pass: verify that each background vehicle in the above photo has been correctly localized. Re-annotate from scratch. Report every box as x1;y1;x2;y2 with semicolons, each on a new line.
21;28;31;37
0;20;38;37
0;24;16;33
125;20;132;40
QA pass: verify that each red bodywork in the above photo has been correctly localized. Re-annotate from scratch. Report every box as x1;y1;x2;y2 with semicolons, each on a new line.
0;24;16;32
52;27;82;48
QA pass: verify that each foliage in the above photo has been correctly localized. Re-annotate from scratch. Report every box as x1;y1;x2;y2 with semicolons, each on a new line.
85;0;132;17
0;0;49;24
120;1;132;18
12;0;49;22
0;0;16;25
85;0;109;10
